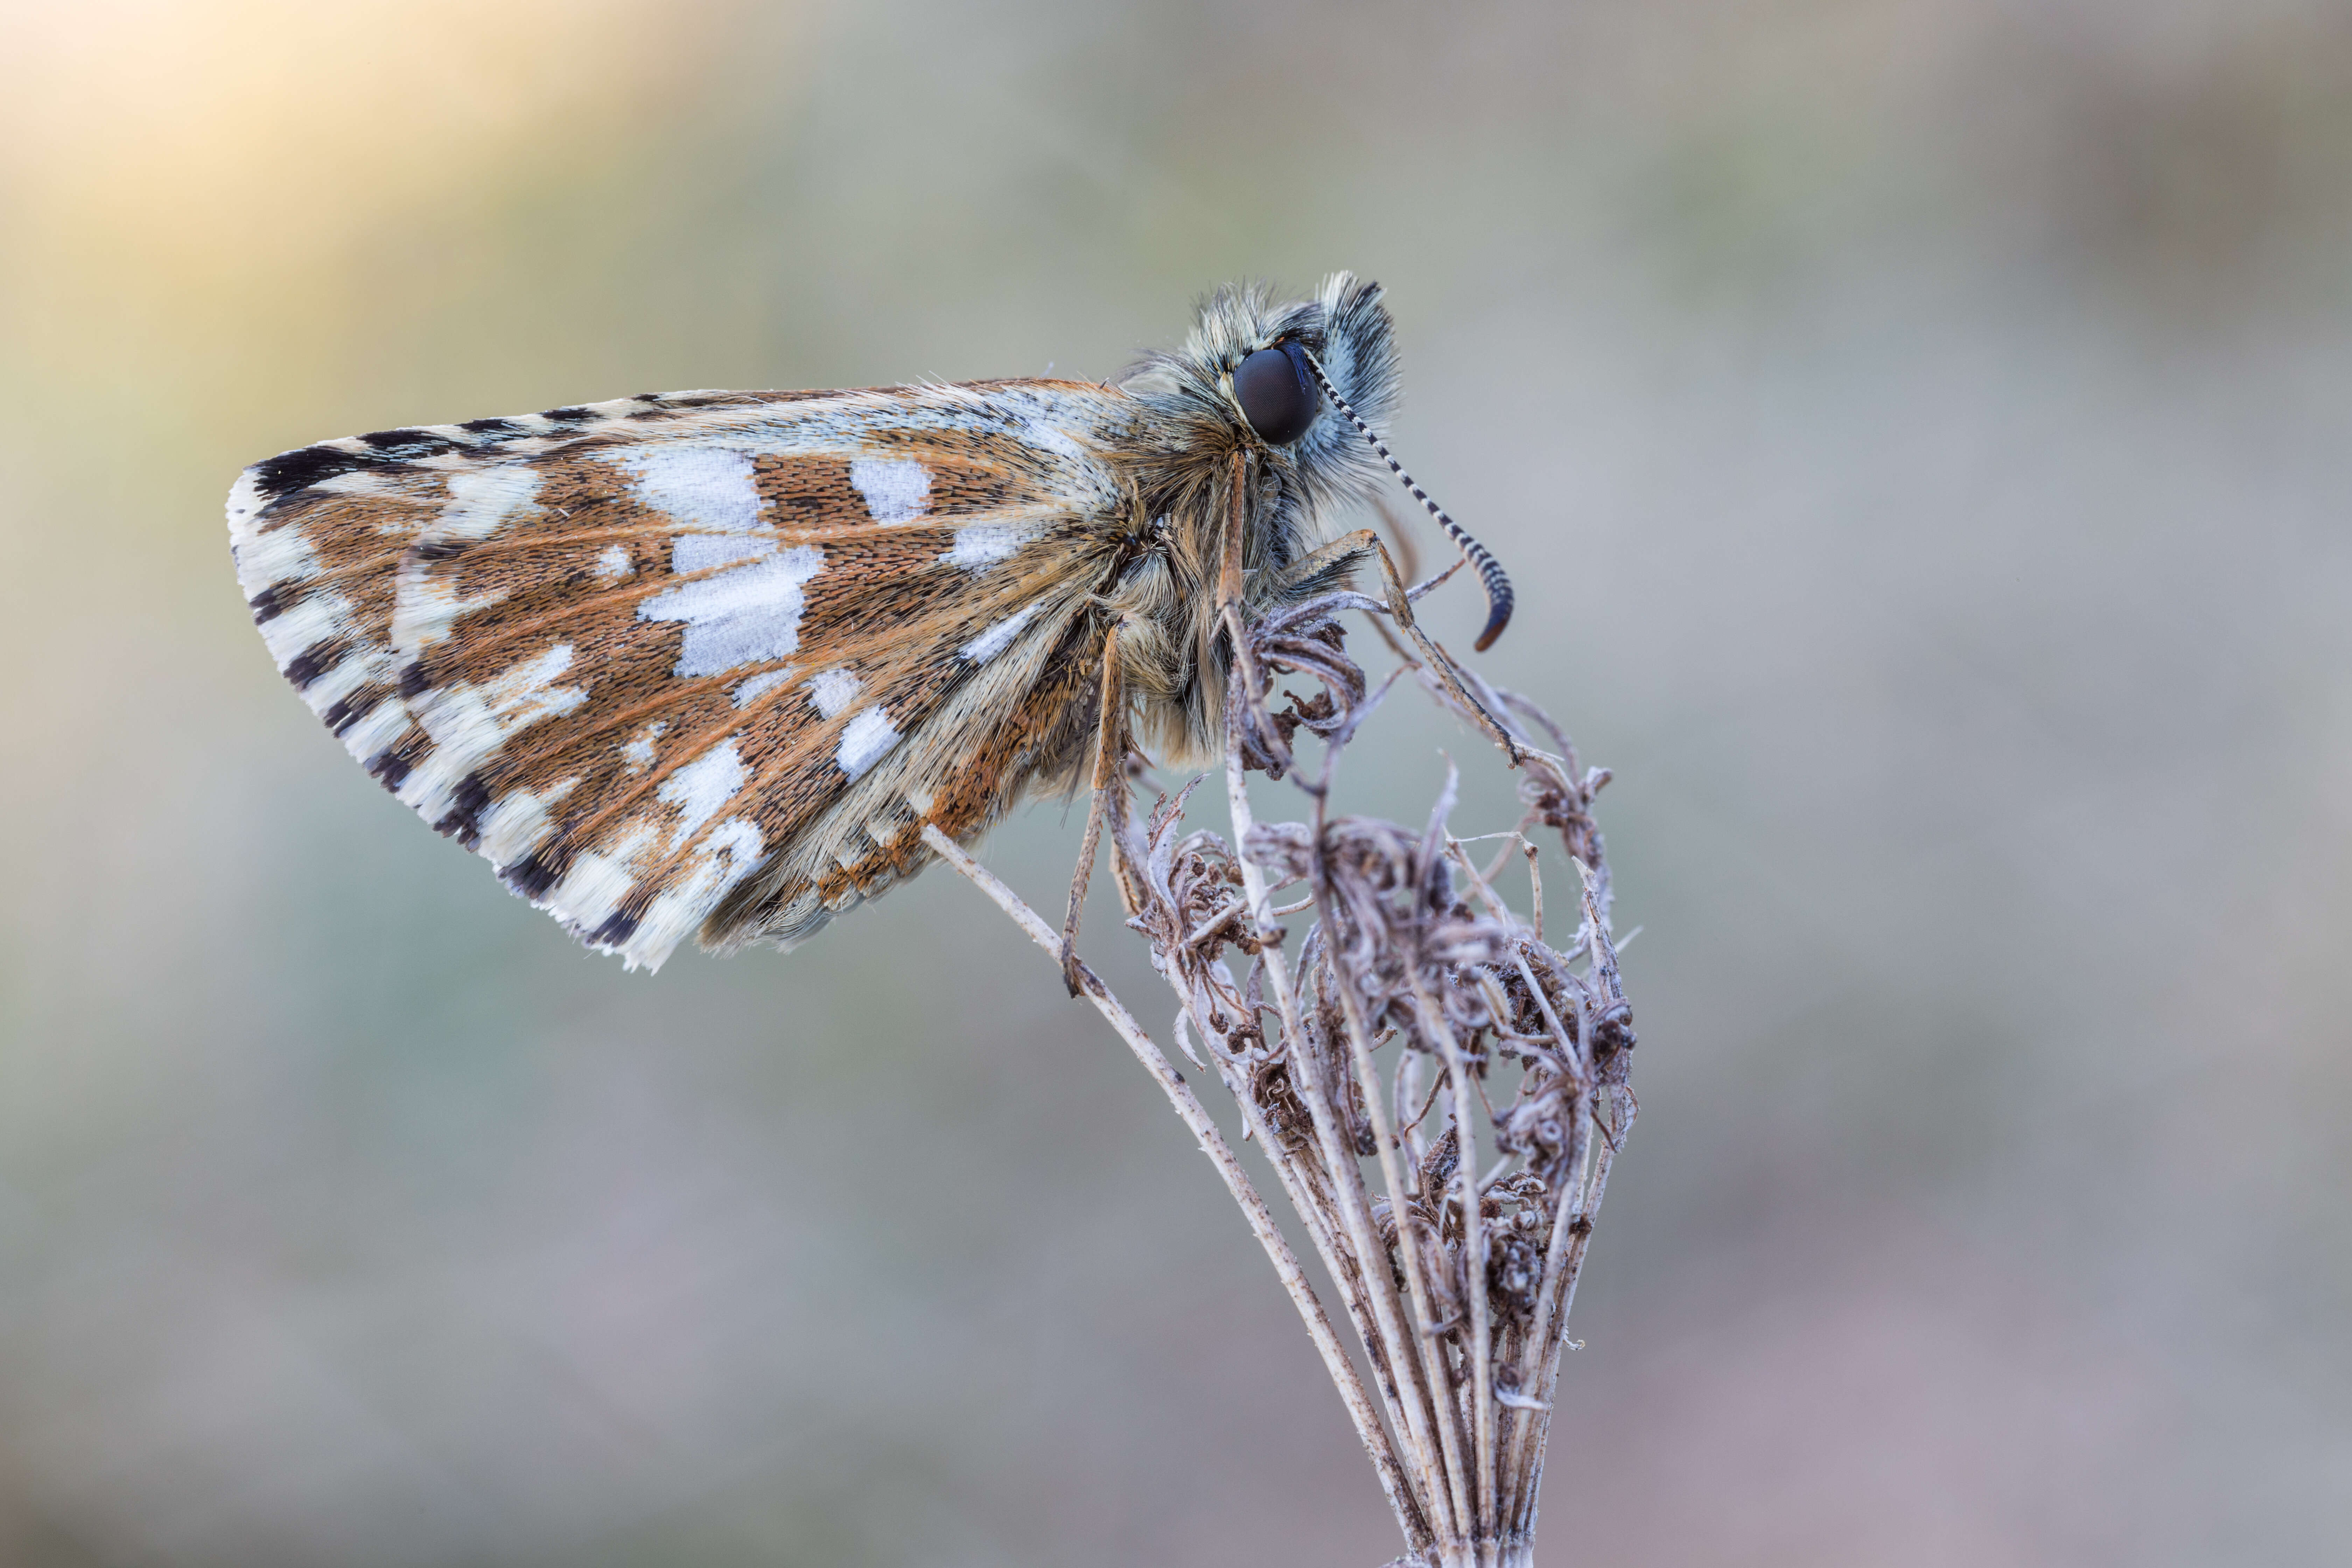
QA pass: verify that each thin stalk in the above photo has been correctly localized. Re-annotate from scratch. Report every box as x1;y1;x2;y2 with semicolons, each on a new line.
1514;1123;1619;1543
1409;967;1499;1560
1499;1091;1590;1527
1296;707;1478;1556
1211;1037;1437;1550
1217;673;1457;1549
1180;958;1437;1547
1439;838;1597;1529
918;824;1424;1548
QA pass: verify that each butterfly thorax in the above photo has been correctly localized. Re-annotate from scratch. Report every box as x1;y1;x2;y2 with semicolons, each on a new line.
1104;273;1401;765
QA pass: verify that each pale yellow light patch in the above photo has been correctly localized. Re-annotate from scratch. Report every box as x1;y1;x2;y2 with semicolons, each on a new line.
0;4;798;273
0;2;814;421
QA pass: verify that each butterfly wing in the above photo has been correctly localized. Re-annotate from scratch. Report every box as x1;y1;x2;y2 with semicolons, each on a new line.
230;383;1142;969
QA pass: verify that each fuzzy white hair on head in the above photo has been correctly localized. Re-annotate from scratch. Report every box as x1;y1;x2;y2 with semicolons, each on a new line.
1120;272;1401;519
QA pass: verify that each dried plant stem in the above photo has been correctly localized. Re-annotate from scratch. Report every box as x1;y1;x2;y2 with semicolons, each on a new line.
1166;933;1436;1546
1518;1130;1616;1539
1219;689;1464;1548
1416;965;1498;1541
918;823;1428;1548
1440;839;1597;1528
929;562;1637;1567
1323;901;1474;1525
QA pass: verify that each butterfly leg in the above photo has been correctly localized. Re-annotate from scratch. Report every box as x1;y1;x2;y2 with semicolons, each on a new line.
1262;530;1379;602
1060;626;1129;997
1270;526;1526;763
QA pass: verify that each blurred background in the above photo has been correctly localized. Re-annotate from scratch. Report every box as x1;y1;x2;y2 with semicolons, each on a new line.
2;1;2347;1563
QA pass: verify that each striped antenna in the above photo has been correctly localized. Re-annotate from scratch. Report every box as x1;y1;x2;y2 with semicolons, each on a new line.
1299;348;1514;651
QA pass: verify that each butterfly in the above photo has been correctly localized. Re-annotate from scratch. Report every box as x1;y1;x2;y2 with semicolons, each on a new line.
227;273;1514;974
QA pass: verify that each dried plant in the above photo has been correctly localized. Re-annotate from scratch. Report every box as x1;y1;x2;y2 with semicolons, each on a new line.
922;566;1634;1568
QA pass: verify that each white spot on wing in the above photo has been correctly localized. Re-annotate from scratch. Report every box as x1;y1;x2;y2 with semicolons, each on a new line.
637;545;826;677
730;668;794;708
302;648;376;713
312;470;401;498
478;777;579;864
1022;418;1083;460
541;824;656;932
672;532;775;574
399;643;590;819
848;457;929;523
805;668;860;718
260;589;350;668
622;720;667;772
339;698;410;764
592;544;634;581
610;447;767;536
942;524;1034;570
224;468;270;534
394;572;508;653
710;817;765;873
440;467;542;542
618;817;764;973
959;602;1042;664
836;706;900;780
237;522;320;596
657;736;747;842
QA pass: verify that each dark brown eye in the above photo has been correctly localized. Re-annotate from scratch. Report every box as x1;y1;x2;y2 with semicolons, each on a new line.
1233;342;1318;445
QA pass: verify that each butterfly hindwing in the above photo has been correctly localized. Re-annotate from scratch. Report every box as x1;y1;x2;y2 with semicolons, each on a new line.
230;383;1139;969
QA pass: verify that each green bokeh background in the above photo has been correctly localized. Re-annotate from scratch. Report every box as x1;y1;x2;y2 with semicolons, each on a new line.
3;3;2348;1564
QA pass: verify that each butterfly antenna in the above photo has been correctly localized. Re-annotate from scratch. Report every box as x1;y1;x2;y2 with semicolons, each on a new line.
1299;348;1514;651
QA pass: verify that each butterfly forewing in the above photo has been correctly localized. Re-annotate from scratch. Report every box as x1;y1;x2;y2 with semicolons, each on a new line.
231;384;1136;969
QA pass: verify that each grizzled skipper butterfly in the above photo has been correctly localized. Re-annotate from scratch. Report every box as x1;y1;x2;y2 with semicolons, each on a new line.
228;274;1514;973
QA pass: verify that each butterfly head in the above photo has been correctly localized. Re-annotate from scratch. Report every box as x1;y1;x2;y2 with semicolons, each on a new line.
1122;272;1401;520
1122;273;1514;652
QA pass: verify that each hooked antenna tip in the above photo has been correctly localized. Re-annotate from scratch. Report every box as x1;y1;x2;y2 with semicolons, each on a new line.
1298;345;1519;655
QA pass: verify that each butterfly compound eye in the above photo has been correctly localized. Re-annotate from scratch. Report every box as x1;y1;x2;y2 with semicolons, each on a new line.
1234;342;1320;445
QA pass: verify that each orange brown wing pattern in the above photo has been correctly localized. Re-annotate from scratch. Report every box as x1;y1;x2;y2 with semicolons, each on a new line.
230;382;1142;969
